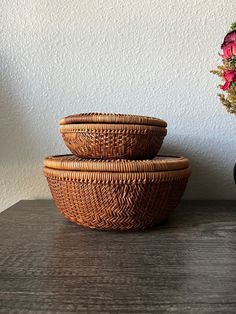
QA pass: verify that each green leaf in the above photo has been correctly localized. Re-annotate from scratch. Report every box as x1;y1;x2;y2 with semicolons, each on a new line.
230;21;236;31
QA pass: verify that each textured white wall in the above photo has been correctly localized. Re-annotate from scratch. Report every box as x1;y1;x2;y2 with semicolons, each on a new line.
1;0;236;211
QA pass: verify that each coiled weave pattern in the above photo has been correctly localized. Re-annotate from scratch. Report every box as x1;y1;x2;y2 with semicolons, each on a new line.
59;112;167;128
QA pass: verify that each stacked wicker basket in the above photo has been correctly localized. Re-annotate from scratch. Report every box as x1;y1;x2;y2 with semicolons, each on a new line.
44;113;191;230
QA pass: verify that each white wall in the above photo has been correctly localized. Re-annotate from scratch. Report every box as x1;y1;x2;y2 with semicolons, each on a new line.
1;0;236;211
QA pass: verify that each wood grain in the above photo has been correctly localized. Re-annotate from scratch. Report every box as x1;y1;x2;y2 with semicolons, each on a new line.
1;200;236;313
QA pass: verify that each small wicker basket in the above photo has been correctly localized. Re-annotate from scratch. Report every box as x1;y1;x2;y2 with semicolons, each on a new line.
44;154;191;231
59;113;167;160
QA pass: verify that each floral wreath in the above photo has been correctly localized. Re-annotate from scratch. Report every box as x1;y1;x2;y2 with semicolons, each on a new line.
211;22;236;115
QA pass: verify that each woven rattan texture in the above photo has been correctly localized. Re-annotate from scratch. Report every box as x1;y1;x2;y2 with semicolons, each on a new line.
44;166;191;182
45;174;189;230
59;112;167;128
44;154;190;172
61;126;166;159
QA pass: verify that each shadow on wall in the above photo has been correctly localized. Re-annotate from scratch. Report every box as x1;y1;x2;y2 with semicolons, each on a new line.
160;140;235;200
0;65;58;210
0;65;66;162
0;74;37;164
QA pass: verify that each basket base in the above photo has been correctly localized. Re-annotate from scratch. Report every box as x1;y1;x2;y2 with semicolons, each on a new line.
60;210;171;231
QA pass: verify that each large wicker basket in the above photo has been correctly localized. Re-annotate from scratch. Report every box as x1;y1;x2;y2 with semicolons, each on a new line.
59;113;167;160
44;155;191;231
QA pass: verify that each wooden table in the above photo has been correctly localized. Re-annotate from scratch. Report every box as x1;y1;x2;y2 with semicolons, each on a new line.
1;200;236;313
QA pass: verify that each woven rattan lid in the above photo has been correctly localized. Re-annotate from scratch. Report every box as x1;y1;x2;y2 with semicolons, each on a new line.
59;113;167;128
44;154;189;172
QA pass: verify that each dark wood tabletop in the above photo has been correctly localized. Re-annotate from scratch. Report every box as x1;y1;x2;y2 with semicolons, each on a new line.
1;200;236;314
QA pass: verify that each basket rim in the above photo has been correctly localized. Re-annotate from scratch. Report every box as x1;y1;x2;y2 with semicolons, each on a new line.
59;123;167;133
59;113;167;128
44;154;190;172
44;166;191;182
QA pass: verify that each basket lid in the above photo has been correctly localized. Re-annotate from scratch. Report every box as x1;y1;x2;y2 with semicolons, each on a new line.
59;113;167;128
44;154;190;172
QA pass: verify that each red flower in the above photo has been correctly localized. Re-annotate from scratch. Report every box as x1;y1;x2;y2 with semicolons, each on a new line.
221;30;236;48
221;70;236;91
221;42;236;59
